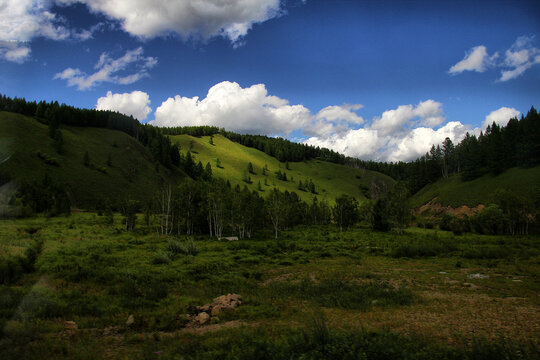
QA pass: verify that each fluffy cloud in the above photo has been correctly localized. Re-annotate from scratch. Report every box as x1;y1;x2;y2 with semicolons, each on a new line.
153;81;311;135
371;100;444;136
305;128;382;160
304;104;364;136
60;0;283;44
0;0;103;62
448;46;497;74
96;90;152;121
54;47;157;90
449;35;540;81
0;41;31;63
482;107;520;129
499;36;540;82
386;121;471;162
151;82;471;162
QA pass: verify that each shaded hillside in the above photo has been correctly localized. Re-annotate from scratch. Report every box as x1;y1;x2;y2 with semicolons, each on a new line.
170;134;394;203
0;111;184;208
410;166;540;208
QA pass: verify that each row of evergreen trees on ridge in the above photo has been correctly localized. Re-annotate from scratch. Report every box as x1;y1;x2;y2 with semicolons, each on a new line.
347;107;540;194
1;93;539;196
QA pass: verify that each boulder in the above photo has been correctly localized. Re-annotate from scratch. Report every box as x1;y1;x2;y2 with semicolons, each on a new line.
195;312;210;325
126;314;135;326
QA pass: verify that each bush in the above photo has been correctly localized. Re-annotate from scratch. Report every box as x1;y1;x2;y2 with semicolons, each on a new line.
167;238;198;256
470;205;508;235
152;250;171;264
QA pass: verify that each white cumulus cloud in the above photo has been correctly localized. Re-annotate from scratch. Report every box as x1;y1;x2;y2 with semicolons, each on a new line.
449;35;540;81
152;81;311;135
371;100;445;136
96;90;152;121
449;46;497;74
482;107;520;129
60;0;283;44
499;36;540;82
0;0;102;62
386;121;471;162
150;82;477;162
54;47;157;90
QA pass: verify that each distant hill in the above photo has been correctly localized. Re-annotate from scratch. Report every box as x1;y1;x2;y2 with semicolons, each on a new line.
170;134;394;203
410;166;540;208
0;111;184;208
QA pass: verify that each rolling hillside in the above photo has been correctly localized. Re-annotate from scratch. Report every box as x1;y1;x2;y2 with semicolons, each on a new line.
0;111;184;208
410;166;540;208
170;134;394;203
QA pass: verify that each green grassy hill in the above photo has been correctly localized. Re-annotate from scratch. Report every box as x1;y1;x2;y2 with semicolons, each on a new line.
410;166;540;208
0;111;183;208
170;134;394;203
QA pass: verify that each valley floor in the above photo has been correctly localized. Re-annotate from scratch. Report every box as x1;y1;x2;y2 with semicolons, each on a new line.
1;214;539;359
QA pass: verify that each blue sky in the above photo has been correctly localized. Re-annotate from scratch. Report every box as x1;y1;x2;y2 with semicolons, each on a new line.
1;0;539;161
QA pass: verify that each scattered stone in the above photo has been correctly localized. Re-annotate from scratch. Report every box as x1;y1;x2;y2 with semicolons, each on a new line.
468;273;489;279
439;271;447;274
195;312;210;325
126;314;135;326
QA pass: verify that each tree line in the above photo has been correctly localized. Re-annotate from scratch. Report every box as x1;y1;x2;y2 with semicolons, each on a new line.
347;107;540;194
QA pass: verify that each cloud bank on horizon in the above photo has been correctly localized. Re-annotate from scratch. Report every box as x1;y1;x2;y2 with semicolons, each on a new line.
95;81;521;162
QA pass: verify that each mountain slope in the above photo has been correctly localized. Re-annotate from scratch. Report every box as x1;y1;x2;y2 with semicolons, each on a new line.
170;134;394;203
410;166;540;208
0;111;183;208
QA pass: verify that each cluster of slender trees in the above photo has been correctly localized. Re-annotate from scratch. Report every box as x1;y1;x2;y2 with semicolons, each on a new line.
143;178;340;239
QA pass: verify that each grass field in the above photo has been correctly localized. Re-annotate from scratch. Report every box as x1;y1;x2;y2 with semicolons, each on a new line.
170;134;394;203
410;166;540;208
1;214;539;359
0;111;183;208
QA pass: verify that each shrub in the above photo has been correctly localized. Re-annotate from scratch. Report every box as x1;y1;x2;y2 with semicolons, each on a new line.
152;250;171;264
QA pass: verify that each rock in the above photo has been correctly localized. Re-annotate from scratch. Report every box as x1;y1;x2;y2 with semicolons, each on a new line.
197;304;211;313
195;312;210;325
126;314;135;326
468;273;489;279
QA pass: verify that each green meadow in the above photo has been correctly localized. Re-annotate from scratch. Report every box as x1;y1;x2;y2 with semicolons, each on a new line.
1;213;539;359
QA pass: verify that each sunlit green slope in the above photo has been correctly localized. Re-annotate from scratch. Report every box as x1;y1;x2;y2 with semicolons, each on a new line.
170;134;394;203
